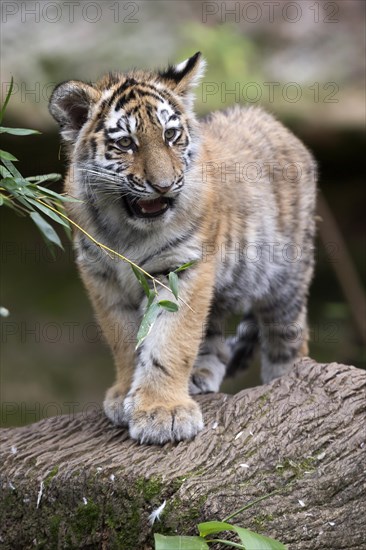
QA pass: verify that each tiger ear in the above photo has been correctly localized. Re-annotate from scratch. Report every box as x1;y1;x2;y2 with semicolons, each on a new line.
49;81;101;142
158;52;206;104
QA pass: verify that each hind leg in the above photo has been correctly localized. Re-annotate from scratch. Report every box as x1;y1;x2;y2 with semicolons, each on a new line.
256;289;309;384
189;313;229;395
226;312;259;377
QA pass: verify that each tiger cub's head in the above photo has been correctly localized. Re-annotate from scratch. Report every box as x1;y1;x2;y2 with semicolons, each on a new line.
49;52;205;228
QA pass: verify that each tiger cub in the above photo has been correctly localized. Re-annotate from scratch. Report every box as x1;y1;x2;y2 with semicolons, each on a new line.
49;52;316;445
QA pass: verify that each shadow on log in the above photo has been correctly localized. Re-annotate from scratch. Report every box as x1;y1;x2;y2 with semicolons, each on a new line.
1;358;365;550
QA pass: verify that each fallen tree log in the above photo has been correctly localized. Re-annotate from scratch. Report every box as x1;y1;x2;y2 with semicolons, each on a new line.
1;358;365;550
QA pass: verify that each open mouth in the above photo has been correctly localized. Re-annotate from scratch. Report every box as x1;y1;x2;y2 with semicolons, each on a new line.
123;196;174;219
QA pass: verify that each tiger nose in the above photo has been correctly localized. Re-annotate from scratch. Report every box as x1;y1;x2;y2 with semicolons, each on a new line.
148;181;173;195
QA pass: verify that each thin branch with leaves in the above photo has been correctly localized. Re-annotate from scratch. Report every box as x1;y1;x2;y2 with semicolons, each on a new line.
0;78;195;344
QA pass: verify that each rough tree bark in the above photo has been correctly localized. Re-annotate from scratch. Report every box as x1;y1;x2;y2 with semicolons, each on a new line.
1;358;365;550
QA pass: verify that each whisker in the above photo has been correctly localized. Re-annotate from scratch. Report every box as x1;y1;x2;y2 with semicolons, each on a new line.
76;162;166;204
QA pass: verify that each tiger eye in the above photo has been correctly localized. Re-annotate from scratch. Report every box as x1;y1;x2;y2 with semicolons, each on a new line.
165;128;177;141
118;136;133;149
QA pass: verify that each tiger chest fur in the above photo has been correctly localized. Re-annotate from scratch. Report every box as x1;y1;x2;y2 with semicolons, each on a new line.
49;52;316;444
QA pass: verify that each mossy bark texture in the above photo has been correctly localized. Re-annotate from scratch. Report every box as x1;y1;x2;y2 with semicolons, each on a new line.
1;358;365;549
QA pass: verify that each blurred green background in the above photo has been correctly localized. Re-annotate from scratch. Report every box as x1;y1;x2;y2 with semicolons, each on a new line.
1;0;365;427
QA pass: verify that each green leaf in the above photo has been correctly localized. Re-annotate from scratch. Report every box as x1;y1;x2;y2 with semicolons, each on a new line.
233;528;287;550
30;211;64;250
174;260;197;273
147;290;157;308
0;165;12;178
198;522;234;538
136;301;159;349
158;300;179;312
2;158;26;181
2;176;35;194
154;534;209;550
0;195;25;214
1;177;20;189
0;195;4;206
1;176;25;187
198;522;287;550
35;185;80;202
0;150;18;161
131;265;151;297
0;77;14;123
0;179;34;201
168;271;179;300
15;195;35;213
27;198;69;228
26;173;61;183
0;127;41;135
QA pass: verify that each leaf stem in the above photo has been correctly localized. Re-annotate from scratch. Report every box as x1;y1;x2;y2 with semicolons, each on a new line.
35;198;193;311
222;488;283;523
0;193;29;214
205;540;245;549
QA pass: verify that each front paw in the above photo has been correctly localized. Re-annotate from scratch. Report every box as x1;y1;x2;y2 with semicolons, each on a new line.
189;355;226;395
124;393;204;445
103;384;129;426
